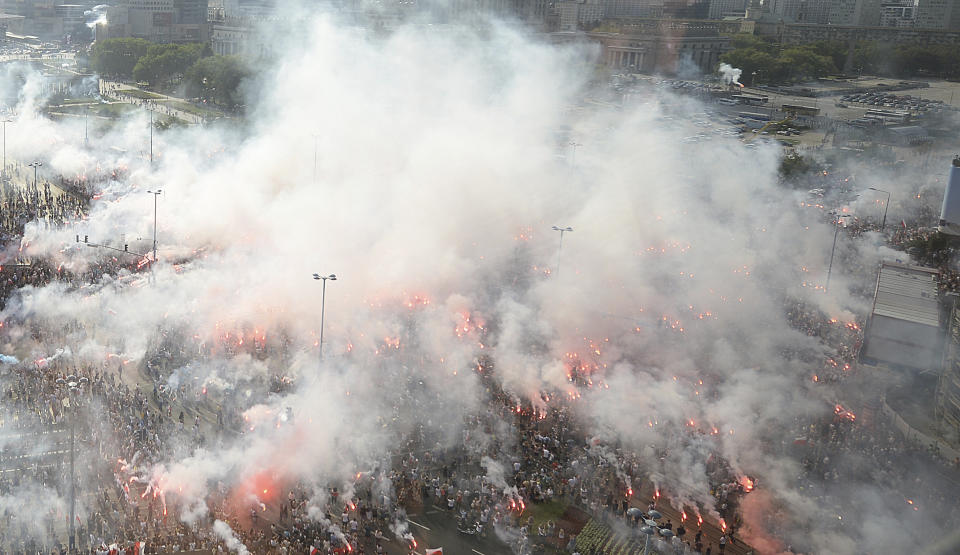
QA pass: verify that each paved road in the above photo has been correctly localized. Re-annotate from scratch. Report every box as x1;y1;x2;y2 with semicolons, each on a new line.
406;504;509;555
0;426;70;473
100;80;213;125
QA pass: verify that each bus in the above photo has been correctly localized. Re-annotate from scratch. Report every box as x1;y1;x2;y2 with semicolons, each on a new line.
731;93;768;106
864;109;910;124
781;104;820;116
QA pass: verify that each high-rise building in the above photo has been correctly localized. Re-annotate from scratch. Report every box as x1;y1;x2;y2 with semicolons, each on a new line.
99;0;209;42
879;0;916;27
708;0;748;19
174;0;209;24
663;0;711;17
915;0;960;29
827;0;883;25
603;0;664;18
766;0;831;23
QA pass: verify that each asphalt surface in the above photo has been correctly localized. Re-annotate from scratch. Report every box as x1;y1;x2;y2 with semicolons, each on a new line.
406;503;509;555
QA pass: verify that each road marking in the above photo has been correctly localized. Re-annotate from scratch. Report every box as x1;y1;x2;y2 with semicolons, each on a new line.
425;510;439;514
408;519;431;531
472;550;487;555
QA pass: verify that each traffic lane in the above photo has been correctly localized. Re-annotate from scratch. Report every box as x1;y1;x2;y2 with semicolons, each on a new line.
406;506;509;555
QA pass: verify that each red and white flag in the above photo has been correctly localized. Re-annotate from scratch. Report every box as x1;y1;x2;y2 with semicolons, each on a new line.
310;547;320;555
425;549;443;555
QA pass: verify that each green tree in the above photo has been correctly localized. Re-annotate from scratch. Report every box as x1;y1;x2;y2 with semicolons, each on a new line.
779;152;820;184
809;40;847;73
719;48;779;84
90;38;152;78
133;43;206;86
184;55;250;108
780;47;837;80
853;41;895;75
729;33;777;54
894;45;943;76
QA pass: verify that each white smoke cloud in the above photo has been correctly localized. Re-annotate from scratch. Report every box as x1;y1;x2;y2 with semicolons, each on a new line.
0;4;952;555
212;519;250;554
718;62;743;86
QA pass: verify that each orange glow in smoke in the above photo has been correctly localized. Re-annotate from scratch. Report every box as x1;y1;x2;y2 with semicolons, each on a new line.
740;476;754;492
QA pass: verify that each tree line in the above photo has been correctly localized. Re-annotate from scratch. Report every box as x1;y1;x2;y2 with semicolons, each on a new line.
89;38;250;108
720;34;960;83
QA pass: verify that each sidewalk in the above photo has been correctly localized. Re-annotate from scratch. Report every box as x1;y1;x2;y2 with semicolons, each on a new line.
99;80;212;125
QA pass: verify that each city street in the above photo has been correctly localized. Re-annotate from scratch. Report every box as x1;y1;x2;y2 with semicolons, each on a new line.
405;504;509;555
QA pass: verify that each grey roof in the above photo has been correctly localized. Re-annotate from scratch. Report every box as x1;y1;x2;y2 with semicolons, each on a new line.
873;262;940;327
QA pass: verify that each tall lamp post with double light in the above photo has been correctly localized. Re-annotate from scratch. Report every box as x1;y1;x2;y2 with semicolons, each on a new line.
312;273;337;359
568;141;582;167
826;198;858;293
55;374;88;553
28;160;42;188
1;115;12;178
640;509;676;555
868;187;890;232
147;189;162;266
551;226;573;277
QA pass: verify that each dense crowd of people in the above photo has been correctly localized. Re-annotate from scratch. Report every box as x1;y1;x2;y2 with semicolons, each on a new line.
3;158;960;555
1;165;85;240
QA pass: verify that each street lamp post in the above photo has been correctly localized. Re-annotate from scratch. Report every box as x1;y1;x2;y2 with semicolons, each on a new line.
1;116;12;178
568;141;582;167
56;375;87;553
312;273;337;359
28;160;42;187
149;110;154;165
147;189;162;265
551;225;573;277
84;106;90;146
826;197;859;293
640;510;663;555
868;187;891;232
826;213;841;294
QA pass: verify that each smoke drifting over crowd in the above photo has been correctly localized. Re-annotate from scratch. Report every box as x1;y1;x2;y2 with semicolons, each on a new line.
0;3;955;555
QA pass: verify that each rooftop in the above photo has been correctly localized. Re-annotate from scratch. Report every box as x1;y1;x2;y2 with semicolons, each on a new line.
873;262;941;327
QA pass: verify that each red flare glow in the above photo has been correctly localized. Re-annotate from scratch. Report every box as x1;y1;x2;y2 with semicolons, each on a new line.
697;514;703;527
681;511;687;522
740;476;754;492
834;404;856;421
626;488;633;497
720;518;727;532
